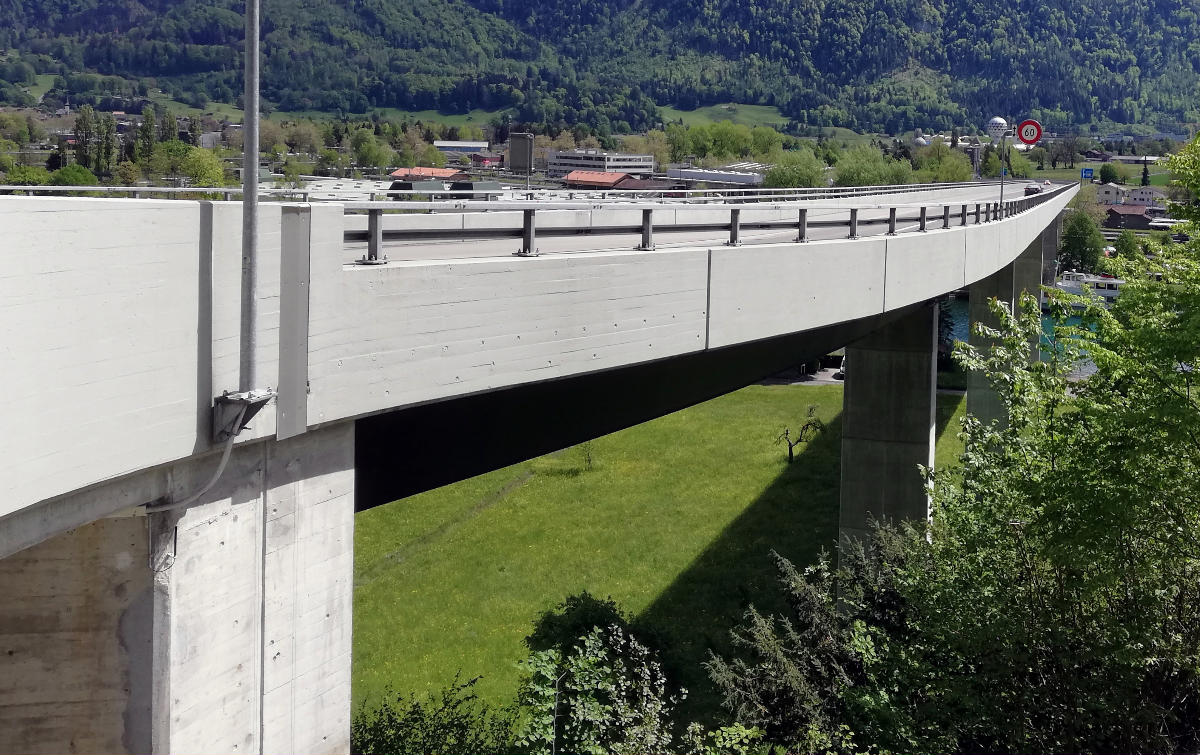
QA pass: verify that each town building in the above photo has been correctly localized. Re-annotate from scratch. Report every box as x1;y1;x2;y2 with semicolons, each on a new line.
666;167;764;186
389;166;468;182
470;151;503;168
563;170;629;189
1127;186;1166;206
433;140;489;154
548;149;655;177
1105;205;1155;230
1096;183;1128;204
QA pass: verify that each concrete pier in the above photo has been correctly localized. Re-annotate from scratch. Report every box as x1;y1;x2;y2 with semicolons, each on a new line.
0;423;355;755
967;221;1059;425
839;304;938;542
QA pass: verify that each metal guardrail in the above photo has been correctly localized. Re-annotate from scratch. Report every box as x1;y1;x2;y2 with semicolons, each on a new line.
0;180;1072;262
349;183;1075;261
0;179;993;205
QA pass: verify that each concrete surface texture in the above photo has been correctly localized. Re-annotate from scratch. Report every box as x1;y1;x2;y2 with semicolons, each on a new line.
839;303;938;543
0;186;1070;754
0;422;354;755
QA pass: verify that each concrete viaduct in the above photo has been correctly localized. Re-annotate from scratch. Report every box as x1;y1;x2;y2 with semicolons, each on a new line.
0;181;1074;753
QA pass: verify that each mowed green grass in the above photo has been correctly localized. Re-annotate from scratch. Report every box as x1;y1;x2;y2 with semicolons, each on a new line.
353;384;968;720
658;103;789;130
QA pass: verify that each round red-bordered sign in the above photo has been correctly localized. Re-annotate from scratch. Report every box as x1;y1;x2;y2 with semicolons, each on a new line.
1017;119;1042;145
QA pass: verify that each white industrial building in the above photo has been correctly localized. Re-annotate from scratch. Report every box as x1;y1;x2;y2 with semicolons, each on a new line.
667;167;764;186
547;149;655;177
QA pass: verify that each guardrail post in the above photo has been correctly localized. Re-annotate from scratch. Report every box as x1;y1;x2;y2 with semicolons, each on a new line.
961;204;968;227
728;208;741;246
356;208;389;265
638;208;655;251
848;208;859;239
797;208;808;243
975;203;981;224
515;208;538;256
919;206;928;232
888;207;897;235
942;205;951;229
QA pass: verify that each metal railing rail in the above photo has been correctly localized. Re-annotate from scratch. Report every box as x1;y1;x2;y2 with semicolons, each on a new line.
347;183;1074;261
0;179;1007;206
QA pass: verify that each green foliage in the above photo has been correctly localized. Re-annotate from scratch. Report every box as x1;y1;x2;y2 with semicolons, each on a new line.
180;146;224;187
1058;208;1105;272
4;0;1198;135
680;722;766;755
711;271;1200;752
517;624;684;755
114;160;140;186
1166;135;1200;224
914;143;972;183
763;148;824;188
48;163;97;186
1099;162;1121;184
833;145;912;186
350;675;515;755
6;164;50;185
1114;228;1140;259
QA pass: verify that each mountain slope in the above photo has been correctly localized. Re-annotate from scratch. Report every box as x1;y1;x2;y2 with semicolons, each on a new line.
1;0;1197;134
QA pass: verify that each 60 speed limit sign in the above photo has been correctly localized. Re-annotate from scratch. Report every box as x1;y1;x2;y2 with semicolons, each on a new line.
1017;119;1043;145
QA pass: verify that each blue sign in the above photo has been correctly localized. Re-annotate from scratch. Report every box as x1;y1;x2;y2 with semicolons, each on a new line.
1081;168;1094;179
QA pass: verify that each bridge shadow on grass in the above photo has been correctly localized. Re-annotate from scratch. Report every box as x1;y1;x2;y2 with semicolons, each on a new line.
632;413;844;726
634;395;966;725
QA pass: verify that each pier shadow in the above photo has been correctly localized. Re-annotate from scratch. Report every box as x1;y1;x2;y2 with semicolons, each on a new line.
631;414;844;725
631;394;966;725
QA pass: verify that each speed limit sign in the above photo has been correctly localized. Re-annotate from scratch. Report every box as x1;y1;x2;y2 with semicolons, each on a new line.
1017;119;1042;145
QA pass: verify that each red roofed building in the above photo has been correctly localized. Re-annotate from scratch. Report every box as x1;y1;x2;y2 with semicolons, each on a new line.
563;170;630;189
389;166;468;181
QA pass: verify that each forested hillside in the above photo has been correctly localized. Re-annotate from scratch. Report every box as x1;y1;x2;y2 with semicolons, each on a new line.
1;0;1197;135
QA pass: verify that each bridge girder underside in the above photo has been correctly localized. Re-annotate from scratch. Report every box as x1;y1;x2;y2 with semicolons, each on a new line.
355;304;924;509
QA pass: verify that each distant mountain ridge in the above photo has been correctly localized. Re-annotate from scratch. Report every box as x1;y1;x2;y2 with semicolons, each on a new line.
0;0;1197;134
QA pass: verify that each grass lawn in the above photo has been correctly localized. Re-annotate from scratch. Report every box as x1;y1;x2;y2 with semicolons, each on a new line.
658;103;789;130
26;74;56;101
353;384;968;722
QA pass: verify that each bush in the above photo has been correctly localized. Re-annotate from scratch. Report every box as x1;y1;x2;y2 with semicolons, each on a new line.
517;624;684;755
351;675;515;755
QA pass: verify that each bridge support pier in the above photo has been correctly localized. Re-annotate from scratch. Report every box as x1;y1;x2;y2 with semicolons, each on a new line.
839;304;937;543
966;221;1058;425
0;423;355;755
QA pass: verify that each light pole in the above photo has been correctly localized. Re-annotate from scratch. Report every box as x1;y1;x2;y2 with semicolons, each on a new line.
240;0;260;393
998;126;1013;216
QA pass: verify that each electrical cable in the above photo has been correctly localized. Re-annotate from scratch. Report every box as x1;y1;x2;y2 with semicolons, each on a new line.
144;403;248;513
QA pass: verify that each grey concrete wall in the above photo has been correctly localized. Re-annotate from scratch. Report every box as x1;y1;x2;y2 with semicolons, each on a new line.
0;187;1075;540
839;304;938;541
0;197;282;524
966;224;1053;425
0;422;354;754
0;516;152;755
151;421;354;755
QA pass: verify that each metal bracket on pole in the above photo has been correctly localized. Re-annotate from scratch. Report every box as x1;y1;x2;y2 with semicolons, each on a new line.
942;205;951;229
887;207;897;235
727;208;741;246
212;389;276;443
514;208;539;256
848;208;859;239
961;204;968;227
919;206;928;232
797;208;808;243
975;203;982;224
637;208;655;251
357;208;389;265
